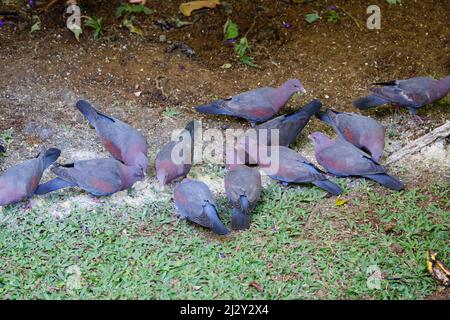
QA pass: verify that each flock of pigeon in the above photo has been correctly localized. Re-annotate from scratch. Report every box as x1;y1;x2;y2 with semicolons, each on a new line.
0;75;449;236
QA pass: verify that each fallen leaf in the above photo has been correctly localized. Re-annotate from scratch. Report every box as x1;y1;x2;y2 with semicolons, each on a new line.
180;0;221;17
335;197;349;206
249;281;264;293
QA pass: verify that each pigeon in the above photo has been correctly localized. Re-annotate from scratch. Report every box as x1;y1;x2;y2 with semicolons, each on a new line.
195;79;306;126
75;100;149;171
174;179;229;235
258;146;343;196
0;148;61;206
255;99;322;147
316;108;385;162
353;76;450;122
224;165;262;230
309;132;404;191
155;121;195;186
35;158;144;197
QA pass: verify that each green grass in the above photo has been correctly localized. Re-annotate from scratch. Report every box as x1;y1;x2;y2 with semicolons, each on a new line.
0;181;448;299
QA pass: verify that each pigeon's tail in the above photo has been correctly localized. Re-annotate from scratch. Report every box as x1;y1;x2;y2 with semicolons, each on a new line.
231;207;251;230
353;95;389;110
42;148;61;170
204;202;229;235
35;178;76;195
0;145;5;153
364;174;405;191
195;101;235;116
312;179;343;196
286;99;322;121
372;80;397;86
300;99;323;117
75;100;99;124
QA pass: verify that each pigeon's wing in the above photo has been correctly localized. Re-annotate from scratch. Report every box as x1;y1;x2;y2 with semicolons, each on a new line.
266;147;326;183
95;119;148;161
225;167;261;205
225;88;277;122
52;159;122;196
370;77;433;108
174;180;216;228
318;141;386;176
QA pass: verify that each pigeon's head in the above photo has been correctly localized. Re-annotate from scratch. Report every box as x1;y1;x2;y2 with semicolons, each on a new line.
156;169;169;187
133;152;148;174
284;79;306;94
130;166;145;182
308;132;331;147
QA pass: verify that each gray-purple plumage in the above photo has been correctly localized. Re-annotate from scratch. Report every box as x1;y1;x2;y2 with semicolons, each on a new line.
309;132;404;191
258;146;342;196
224;165;262;230
174;179;229;235
255;99;322;146
0;148;61;206
35;158;144;197
353;76;450;121
75;100;149;171
316;108;385;162
155;121;195;186
195;79;306;126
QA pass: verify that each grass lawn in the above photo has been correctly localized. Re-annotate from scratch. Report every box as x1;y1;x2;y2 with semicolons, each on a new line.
0;179;448;299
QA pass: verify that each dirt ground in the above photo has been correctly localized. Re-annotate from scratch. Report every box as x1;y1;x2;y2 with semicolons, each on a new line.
0;0;449;298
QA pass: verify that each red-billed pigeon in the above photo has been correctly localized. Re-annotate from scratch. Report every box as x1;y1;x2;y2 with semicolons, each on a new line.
75;100;149;171
258;146;343;196
174;178;229;235
309;132;404;191
224;165;262;230
255;99;322;146
35;158;144;197
0;148;61;206
195;79;306;126
155;121;195;186
353;76;450;122
316;108;385;162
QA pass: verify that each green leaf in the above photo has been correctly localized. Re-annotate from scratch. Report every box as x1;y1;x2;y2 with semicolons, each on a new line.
305;12;320;24
30;20;41;34
223;19;239;40
115;5;128;18
122;17;143;36
84;16;102;40
386;0;401;4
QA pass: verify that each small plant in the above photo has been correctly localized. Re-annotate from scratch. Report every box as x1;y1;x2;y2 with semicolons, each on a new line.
234;37;258;68
328;9;341;23
223;18;239;40
116;4;154;18
305;12;320;24
84;16;103;40
29;15;41;34
386;0;401;4
163;107;181;118
1;128;14;146
116;3;153;36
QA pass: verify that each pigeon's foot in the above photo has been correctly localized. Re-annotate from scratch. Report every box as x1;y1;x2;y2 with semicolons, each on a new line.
22;200;33;211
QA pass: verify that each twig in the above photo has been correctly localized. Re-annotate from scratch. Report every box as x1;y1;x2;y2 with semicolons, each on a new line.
386;121;450;165
339;6;363;31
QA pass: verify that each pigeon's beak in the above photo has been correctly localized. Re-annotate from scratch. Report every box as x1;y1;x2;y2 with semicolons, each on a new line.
307;134;314;142
298;86;307;94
